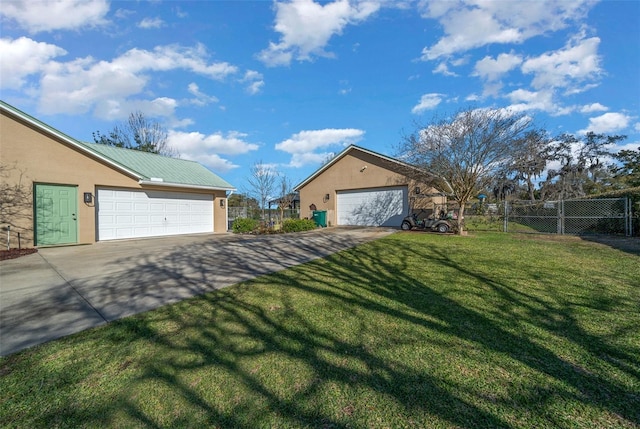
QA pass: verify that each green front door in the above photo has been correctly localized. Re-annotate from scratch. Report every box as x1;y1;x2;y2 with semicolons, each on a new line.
34;184;78;246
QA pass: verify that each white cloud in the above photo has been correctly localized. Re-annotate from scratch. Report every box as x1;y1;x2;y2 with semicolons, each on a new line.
0;0;109;33
473;52;522;81
187;83;219;106
32;43;237;119
114;8;136;20
0;37;66;89
258;0;380;66
138;17;165;29
241;70;265;95
167;130;260;172
615;141;640;152
93;97;179;122
432;62;457;76
288;152;333;168
275;128;365;161
580;103;608;113
168;130;259;156
505;88;576;116
113;44;237;80
579;112;632;134
522;33;602;91
420;0;594;60
411;93;443;114
184;153;239;173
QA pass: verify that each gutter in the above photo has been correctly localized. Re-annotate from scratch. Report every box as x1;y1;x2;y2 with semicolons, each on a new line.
138;179;236;192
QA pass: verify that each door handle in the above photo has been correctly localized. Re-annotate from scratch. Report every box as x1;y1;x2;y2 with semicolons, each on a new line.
72;213;77;220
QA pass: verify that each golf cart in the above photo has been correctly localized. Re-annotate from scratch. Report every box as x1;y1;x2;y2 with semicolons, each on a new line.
401;208;457;233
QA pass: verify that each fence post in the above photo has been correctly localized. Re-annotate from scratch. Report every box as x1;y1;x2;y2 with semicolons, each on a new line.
557;200;564;235
626;197;632;237
503;200;508;232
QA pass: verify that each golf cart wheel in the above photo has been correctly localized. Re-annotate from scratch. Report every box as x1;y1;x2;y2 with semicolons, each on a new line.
401;221;412;231
437;223;449;233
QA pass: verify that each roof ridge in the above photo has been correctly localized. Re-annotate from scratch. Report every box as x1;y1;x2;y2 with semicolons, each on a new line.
84;141;203;164
294;144;419;190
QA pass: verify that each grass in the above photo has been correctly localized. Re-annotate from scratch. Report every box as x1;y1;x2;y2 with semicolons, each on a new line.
1;232;639;428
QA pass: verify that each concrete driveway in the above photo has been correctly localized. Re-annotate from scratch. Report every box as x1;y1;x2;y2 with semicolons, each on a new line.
0;227;395;356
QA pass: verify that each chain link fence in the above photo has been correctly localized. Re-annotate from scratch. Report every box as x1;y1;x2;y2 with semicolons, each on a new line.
475;198;634;236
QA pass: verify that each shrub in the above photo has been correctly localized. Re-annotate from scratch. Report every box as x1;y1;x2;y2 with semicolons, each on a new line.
281;218;317;233
232;217;259;233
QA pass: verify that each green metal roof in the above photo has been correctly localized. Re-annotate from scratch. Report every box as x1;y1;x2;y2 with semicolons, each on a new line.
85;143;235;190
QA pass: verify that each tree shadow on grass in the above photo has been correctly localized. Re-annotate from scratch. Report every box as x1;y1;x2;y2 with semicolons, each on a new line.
2;232;639;428
579;234;640;256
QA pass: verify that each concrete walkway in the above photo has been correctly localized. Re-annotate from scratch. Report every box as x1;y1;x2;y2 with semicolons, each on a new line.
0;227;395;356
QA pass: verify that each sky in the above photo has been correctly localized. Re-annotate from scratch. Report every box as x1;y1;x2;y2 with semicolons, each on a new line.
1;0;639;193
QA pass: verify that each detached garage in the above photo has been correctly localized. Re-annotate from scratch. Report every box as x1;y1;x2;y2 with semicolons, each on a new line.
295;145;444;228
1;100;235;247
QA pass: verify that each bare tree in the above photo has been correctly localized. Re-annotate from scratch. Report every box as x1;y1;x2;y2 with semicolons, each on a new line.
398;107;534;234
0;163;33;245
93;111;177;157
276;174;297;223
246;161;277;220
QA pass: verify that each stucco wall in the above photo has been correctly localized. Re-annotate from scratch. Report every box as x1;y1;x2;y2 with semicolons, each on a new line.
298;149;442;226
1;109;227;247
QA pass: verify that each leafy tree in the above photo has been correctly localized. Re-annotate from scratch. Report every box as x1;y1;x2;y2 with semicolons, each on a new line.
93;111;177;157
611;146;640;188
491;174;520;201
398;107;534;234
507;129;551;201
228;193;260;210
228;193;261;220
540;132;625;199
246;161;277;220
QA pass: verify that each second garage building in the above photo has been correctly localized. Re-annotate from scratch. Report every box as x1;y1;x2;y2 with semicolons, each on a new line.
295;145;445;228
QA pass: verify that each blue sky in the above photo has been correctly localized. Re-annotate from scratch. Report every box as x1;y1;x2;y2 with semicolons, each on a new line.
2;0;639;193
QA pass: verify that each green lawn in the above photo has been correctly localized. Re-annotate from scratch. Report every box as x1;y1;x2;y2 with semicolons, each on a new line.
1;232;639;428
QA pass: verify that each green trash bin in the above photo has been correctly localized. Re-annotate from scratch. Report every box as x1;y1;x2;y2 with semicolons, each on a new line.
312;210;327;228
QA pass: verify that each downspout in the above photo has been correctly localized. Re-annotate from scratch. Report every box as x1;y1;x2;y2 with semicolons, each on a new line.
226;190;234;231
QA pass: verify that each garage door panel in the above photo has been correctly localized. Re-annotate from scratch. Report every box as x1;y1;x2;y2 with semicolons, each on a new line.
337;187;407;227
98;188;213;240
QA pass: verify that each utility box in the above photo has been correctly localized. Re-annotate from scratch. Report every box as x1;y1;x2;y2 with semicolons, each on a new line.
312;210;327;228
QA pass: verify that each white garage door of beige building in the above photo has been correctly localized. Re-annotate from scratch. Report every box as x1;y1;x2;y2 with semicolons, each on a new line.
97;188;213;240
336;186;408;227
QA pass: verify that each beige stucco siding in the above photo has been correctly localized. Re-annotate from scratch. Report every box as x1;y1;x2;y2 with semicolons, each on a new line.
298;148;446;226
1;109;226;247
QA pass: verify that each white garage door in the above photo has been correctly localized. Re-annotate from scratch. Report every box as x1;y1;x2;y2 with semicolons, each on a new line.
97;188;213;240
337;186;408;227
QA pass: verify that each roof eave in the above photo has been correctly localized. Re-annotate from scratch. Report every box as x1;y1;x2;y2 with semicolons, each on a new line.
138;180;236;192
294;144;425;191
1;101;143;180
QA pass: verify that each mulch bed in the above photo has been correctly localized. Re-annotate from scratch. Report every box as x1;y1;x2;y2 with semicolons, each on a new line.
0;248;38;261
